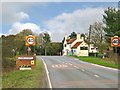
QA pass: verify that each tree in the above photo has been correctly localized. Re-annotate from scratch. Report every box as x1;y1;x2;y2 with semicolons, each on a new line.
46;42;62;56
2;29;35;71
40;33;51;55
69;32;76;39
43;33;51;44
89;22;105;45
103;7;120;55
103;7;119;37
81;33;85;37
15;29;34;54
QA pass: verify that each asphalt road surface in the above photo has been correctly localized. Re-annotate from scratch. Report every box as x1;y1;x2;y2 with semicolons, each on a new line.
37;56;118;88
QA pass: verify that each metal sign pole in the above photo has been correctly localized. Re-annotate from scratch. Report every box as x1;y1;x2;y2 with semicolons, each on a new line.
111;36;120;66
115;47;118;65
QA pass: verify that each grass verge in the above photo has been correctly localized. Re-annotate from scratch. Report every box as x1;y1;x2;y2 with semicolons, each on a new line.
2;59;44;88
75;56;118;69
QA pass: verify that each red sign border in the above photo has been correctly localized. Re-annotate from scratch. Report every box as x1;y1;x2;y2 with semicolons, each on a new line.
111;37;120;46
26;36;35;46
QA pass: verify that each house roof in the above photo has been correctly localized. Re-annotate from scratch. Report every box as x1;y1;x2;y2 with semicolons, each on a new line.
66;38;76;44
71;42;82;49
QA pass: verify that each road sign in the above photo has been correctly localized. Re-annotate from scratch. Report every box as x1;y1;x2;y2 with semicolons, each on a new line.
111;37;120;47
16;55;36;70
26;35;36;46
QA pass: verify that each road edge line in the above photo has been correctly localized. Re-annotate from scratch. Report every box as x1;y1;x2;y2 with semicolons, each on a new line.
41;58;53;89
77;58;118;71
91;63;118;71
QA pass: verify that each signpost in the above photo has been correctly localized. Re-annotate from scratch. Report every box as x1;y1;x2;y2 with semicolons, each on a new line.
26;35;36;55
16;35;36;70
111;36;120;65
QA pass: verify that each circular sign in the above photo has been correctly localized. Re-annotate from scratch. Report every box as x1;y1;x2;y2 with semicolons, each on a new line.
111;37;120;46
26;35;36;46
27;37;34;45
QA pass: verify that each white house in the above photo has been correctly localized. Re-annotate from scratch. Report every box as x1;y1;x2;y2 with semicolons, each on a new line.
71;41;89;56
63;33;88;56
89;44;98;53
62;35;76;56
62;33;98;56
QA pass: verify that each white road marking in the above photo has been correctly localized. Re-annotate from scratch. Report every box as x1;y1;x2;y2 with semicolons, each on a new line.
81;69;85;71
94;74;100;77
41;58;52;89
52;65;54;68
91;63;118;71
64;65;68;67
74;66;79;69
76;67;79;69
73;66;76;67
69;63;72;65
59;65;62;67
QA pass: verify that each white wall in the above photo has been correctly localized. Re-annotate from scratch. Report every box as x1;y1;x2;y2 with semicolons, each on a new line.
63;36;72;55
72;49;77;55
89;44;98;53
76;41;89;56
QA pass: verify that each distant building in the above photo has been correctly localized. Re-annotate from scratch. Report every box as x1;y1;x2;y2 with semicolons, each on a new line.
62;33;98;56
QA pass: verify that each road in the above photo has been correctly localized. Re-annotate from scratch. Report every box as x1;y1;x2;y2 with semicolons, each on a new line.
37;56;118;88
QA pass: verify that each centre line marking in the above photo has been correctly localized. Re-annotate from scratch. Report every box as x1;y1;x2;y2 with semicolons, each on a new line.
81;69;85;71
94;74;100;77
52;65;54;68
74;66;79;68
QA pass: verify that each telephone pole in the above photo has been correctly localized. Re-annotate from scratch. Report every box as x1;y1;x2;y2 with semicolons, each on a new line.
88;25;92;56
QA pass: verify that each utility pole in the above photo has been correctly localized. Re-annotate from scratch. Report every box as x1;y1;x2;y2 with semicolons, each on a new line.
89;25;92;44
88;25;92;56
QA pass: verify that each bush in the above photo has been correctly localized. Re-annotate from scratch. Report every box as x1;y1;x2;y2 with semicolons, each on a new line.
2;57;16;72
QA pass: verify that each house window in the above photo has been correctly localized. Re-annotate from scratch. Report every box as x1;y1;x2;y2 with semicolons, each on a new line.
65;44;66;47
73;50;76;52
80;47;88;50
91;48;94;50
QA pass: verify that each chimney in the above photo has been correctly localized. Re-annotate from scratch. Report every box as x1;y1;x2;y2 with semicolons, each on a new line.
64;34;68;40
81;37;84;41
77;33;80;40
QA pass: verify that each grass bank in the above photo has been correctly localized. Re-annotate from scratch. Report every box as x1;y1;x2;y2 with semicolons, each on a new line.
75;56;118;69
2;59;44;88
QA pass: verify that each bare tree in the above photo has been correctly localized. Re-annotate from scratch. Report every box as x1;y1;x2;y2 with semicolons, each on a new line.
89;22;105;45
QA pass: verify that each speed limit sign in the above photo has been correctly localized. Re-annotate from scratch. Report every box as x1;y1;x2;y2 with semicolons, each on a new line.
26;35;36;46
111;37;120;47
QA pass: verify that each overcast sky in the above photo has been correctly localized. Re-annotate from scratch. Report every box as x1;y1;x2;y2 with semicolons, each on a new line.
1;1;118;42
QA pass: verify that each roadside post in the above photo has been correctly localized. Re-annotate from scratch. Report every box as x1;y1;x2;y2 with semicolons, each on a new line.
16;35;36;70
26;35;36;55
111;36;120;65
